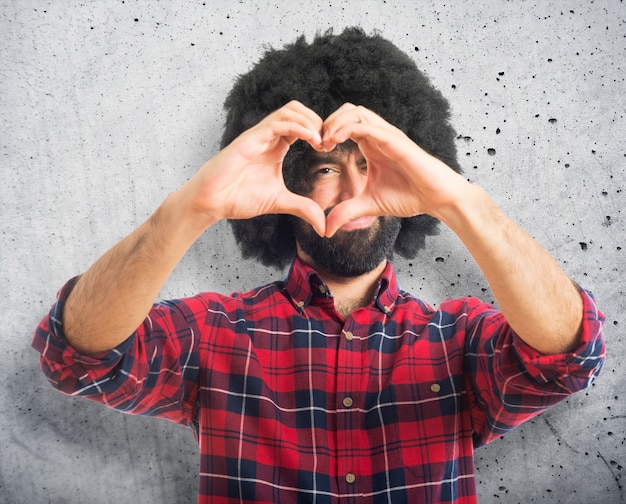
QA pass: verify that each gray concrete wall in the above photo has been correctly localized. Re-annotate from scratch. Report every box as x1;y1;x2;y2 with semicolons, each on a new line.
1;1;623;502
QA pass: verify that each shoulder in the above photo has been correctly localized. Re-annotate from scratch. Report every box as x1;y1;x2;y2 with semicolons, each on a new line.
397;290;496;317
192;280;292;317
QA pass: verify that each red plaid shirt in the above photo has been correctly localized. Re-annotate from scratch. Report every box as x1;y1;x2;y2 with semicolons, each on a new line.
33;258;605;503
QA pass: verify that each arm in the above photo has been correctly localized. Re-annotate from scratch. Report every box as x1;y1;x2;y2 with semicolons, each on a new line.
64;101;326;355
435;185;583;354
321;104;583;355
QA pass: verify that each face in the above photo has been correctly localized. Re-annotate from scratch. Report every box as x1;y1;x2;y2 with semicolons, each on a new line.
292;143;401;277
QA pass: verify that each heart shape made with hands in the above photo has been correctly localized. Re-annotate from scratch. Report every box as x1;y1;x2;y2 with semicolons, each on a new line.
294;102;467;238
284;109;424;238
235;100;465;238
277;103;405;238
297;141;374;238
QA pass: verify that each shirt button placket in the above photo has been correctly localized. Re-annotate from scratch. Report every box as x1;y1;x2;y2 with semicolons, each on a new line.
338;322;359;494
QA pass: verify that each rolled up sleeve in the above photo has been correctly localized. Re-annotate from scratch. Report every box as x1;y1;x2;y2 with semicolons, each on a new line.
32;277;207;427
465;288;605;446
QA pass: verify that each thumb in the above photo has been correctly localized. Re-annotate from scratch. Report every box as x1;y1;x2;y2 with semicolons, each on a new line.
280;193;327;236
324;197;377;237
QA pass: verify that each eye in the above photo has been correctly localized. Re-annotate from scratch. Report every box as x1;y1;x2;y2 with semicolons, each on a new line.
312;166;337;177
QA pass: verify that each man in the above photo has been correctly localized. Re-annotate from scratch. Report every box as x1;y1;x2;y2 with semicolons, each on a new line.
33;28;605;503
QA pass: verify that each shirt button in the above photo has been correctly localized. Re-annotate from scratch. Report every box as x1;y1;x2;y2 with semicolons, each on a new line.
430;383;441;393
383;305;392;314
345;472;356;484
296;300;305;308
344;331;353;341
342;396;354;408
319;285;327;294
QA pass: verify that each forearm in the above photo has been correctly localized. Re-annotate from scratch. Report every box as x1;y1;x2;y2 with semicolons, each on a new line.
436;184;583;355
64;189;215;355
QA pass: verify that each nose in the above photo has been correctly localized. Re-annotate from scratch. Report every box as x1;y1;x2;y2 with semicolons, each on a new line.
339;156;367;201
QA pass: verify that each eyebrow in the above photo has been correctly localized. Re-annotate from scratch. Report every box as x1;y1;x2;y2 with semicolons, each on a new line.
306;150;367;166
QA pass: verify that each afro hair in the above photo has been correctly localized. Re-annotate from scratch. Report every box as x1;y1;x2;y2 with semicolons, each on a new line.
221;27;461;269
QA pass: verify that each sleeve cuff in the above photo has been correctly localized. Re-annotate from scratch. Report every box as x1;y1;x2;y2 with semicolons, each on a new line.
32;277;135;391
513;288;605;383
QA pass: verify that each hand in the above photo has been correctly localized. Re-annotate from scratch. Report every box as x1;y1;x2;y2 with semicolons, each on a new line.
182;101;327;235
320;103;471;237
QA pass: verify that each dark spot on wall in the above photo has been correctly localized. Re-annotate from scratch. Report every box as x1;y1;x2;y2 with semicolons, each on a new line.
549;118;558;124
435;257;445;263
487;148;496;156
579;242;588;251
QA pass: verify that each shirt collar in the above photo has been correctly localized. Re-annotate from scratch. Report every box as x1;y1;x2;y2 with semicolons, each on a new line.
284;257;400;315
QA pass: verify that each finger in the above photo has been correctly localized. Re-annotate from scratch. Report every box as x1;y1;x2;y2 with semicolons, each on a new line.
324;196;379;238
320;103;360;151
278;193;327;236
322;102;358;126
263;121;323;149
321;103;357;151
269;101;324;148
322;104;392;149
325;121;411;164
282;100;324;131
273;103;323;135
235;121;321;162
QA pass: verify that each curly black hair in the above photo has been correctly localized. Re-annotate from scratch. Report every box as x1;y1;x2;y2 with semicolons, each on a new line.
221;27;461;269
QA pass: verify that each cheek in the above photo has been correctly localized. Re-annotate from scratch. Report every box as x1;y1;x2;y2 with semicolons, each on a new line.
307;187;337;211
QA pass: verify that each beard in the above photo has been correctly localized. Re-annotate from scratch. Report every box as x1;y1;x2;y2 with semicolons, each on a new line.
293;214;402;278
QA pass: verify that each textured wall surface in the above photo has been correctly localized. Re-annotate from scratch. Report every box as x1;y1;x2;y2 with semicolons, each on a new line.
1;1;624;503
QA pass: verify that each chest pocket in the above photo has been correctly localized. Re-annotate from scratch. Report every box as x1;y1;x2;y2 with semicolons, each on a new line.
363;334;466;483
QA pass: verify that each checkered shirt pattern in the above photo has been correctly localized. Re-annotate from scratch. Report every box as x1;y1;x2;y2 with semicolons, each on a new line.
33;258;605;503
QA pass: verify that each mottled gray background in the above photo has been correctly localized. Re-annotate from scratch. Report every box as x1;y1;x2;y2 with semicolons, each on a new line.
1;1;624;503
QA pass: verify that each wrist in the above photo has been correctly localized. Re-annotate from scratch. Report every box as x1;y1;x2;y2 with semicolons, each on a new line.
165;184;220;240
432;183;496;235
